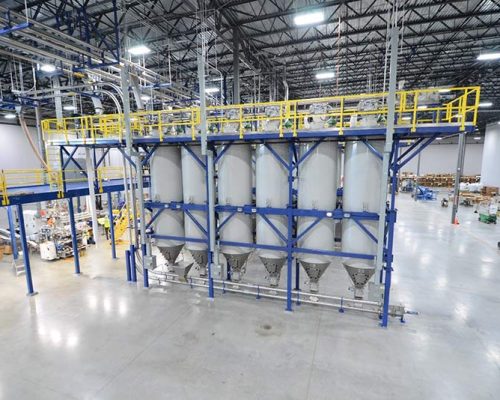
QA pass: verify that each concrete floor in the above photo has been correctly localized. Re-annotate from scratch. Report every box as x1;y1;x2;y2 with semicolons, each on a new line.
0;193;499;399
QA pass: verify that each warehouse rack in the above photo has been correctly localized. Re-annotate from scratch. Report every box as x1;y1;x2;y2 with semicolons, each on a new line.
1;86;480;326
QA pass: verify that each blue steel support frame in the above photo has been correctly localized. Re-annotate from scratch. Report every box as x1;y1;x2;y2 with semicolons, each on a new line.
205;147;214;299
107;192;117;259
67;197;81;274
16;204;36;296
7;206;18;260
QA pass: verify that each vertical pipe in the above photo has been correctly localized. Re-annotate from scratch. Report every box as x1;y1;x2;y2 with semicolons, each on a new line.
374;26;399;305
34;106;47;166
16;204;36;296
451;131;466;224
232;28;240;104
107;191;117;259
197;36;207;155
381;141;399;327
7;206;18;260
285;142;294;312
67;197;81;274
206;150;215;298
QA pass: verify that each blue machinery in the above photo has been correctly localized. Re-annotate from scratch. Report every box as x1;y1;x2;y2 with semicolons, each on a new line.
0;122;476;327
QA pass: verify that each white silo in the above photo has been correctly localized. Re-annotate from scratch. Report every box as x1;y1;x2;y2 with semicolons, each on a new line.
150;146;184;264
181;145;208;275
256;143;289;286
297;141;338;292
342;140;384;298
218;144;253;281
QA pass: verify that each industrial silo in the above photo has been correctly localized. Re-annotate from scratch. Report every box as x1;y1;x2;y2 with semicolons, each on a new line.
150;146;184;264
218;144;253;281
181;145;208;276
256;143;289;286
342;140;384;298
297;141;338;292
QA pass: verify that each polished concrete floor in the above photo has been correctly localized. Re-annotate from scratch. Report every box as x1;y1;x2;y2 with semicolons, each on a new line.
0;194;499;399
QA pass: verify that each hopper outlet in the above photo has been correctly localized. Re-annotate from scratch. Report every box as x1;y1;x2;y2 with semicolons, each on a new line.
158;244;184;264
171;261;194;282
343;262;376;299
224;252;251;282
259;256;286;287
189;249;208;276
298;260;331;293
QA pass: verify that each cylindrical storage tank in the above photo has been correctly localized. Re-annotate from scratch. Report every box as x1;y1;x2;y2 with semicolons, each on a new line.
297;142;338;292
342;140;383;298
218;144;253;281
181;145;208;275
150;146;184;264
256;143;289;286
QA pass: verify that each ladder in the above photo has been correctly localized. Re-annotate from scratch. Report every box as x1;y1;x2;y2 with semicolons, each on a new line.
113;205;131;241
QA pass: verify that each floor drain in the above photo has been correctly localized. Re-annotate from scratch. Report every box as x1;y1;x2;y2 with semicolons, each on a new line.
262;324;272;330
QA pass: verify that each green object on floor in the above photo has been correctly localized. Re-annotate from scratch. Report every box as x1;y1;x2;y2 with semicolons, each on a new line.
479;213;497;224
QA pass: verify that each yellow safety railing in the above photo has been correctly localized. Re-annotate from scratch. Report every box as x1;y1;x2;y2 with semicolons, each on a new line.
97;166;124;193
41;86;480;143
0;166;124;205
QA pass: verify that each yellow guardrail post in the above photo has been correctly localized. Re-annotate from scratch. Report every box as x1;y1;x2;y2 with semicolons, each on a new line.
411;90;418;132
0;170;9;206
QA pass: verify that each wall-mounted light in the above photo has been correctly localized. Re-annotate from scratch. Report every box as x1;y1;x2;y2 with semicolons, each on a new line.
294;10;325;26
128;45;151;56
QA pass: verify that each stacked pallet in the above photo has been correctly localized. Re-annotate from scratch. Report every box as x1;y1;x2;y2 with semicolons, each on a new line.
409;174;481;188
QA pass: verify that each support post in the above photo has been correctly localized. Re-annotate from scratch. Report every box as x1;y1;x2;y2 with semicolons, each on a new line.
374;26;399;324
85;148;100;244
107;192;117;259
125;250;131;281
130;244;137;282
451;131;466;224
67;197;81;274
16;204;36;296
286;142;294;312
7;206;18;260
414;150;421;201
34;106;47;166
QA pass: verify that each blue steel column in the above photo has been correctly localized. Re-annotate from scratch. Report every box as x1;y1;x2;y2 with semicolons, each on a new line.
67;198;81;274
16;204;36;296
205;151;215;298
381;141;399;327
7;206;18;260
285;142;294;311
107;192;117;259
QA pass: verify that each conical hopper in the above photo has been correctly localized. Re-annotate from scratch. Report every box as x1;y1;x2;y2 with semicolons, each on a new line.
172;261;194;282
158;244;184;264
343;261;376;299
298;260;331;293
224;252;251;282
189;249;208;277
259;256;286;287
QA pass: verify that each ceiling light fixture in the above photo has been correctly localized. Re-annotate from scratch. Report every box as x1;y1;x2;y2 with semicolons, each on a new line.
477;52;500;61
436;137;443;140
417;105;428;110
128;45;151;56
205;87;220;94
4;113;16;119
294;10;325;26
479;101;493;107
474;136;481;140
40;64;56;73
140;95;151;101
63;105;76;111
315;71;335;80
438;88;451;93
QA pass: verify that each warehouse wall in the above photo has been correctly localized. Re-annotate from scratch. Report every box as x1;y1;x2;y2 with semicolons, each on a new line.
0;123;40;169
400;143;483;175
480;123;500;187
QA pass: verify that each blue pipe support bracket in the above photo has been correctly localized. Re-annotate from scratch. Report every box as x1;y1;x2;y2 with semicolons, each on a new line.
130;244;137;282
142;243;149;288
